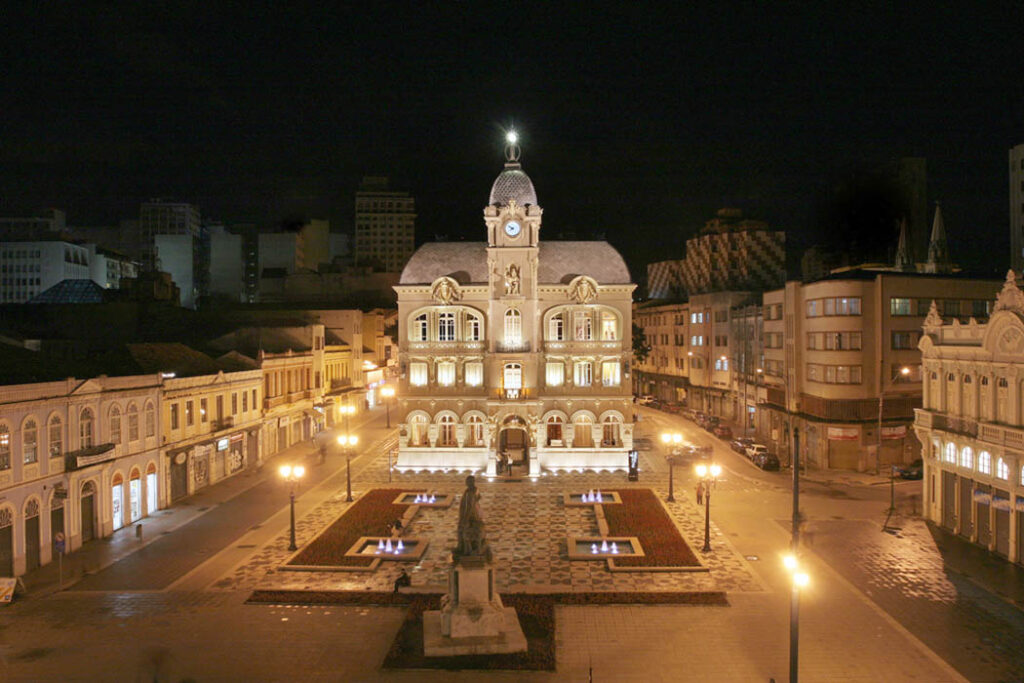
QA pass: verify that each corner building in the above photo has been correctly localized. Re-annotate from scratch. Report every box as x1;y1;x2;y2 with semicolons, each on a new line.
394;144;636;475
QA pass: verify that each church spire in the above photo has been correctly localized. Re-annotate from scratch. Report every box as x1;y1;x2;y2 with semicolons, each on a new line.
894;217;914;271
926;202;952;273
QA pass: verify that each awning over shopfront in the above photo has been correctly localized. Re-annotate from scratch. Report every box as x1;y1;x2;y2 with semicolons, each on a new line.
65;443;115;470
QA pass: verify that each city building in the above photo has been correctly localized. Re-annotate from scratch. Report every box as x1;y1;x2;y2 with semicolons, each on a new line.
915;271;1024;565
1010;144;1024;273
0;241;91;303
759;271;1000;471
0;209;67;240
140;200;202;308
0;374;162;576
355;176;416;273
86;245;139;290
208;224;245;302
633;300;691;403
394;139;635;474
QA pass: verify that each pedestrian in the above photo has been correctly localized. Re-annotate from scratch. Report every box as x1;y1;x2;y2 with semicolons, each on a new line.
695;482;704;505
393;568;411;593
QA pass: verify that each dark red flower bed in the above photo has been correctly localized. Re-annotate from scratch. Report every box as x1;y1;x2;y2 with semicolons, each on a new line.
603;488;701;567
382;593;556;671
288;488;419;567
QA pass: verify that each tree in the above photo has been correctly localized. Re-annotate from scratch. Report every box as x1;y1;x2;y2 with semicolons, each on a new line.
632;323;651;363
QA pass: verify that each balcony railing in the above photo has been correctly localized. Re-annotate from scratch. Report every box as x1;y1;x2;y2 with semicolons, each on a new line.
495;388;530;400
494;341;531;353
212;416;234;431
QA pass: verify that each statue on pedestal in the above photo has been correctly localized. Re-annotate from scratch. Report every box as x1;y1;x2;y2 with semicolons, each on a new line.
455;475;491;560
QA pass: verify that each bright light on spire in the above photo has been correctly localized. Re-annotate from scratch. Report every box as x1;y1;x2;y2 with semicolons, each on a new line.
506;130;518;145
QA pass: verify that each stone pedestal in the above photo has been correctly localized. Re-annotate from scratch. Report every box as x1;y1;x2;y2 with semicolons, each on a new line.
423;556;527;656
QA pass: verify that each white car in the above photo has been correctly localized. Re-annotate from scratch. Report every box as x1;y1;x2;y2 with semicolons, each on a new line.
745;444;769;460
637;395;657;406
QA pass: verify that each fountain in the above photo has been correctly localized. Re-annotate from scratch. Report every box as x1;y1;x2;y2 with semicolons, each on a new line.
396;539;405;554
376;539;385;554
591;543;598;554
601;539;609;552
596;490;603;503
385;538;393;553
429;494;436;504
611;542;619;554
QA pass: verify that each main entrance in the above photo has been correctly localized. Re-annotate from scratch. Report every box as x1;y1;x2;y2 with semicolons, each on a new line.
498;415;529;471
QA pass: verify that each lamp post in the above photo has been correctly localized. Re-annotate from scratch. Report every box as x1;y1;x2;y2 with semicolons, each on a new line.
340;403;356;435
337;434;359;502
878;365;911;507
279;464;306;551
783;553;810;683
381;385;395;428
661;432;683;502
695;462;722;552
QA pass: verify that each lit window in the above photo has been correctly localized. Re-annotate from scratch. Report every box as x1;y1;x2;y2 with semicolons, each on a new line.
997;458;1009;480
23;419;37;464
601;312;617;340
504;363;522;391
81;408;95;447
438;415;456;446
943;443;956;463
504;309;522;345
548;315;564;341
412;313;428;341
546;415;564;445
464;362;484;387
574;361;592;386
465;315;481;341
601;361;621;387
601;415;621;446
410;362;428;386
960;446;973;469
48;415;62;458
437;361;455;386
978;450;991;474
408;414;428;446
438;312;455;341
574;311;593;341
546;362;565;387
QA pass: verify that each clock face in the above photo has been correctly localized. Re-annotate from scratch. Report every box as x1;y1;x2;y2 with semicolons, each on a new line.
504;221;521;237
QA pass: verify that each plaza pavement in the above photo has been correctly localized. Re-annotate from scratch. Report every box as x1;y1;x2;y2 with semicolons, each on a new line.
0;404;981;681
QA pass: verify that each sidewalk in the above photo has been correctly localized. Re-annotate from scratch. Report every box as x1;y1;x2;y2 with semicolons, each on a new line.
18;407;389;598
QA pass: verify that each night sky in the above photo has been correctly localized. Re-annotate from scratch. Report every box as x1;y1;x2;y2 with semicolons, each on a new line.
4;2;1024;281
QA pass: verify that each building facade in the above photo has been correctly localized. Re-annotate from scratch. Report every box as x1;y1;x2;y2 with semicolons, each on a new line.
0;375;161;577
916;272;1024;566
355;176;416;273
394;144;635;474
0;241;92;303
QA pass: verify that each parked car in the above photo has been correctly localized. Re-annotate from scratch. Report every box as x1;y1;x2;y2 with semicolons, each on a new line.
661;402;682;414
637;395;657;406
745;443;769;460
703;417;720;432
731;437;754;454
897;458;924;480
754;452;781;471
712;425;733;440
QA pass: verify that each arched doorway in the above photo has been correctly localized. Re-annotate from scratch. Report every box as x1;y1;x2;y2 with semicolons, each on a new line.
24;499;40;571
80;481;96;543
498;415;529;471
111;473;124;531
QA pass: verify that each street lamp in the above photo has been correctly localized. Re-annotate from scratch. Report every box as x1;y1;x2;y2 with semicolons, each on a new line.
380;385;395;428
340;403;356;434
878;365;911;510
783;553;810;683
279;464;305;551
661;432;684;502
695;462;722;552
337;434;359;502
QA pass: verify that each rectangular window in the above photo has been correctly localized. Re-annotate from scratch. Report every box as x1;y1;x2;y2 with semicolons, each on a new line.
548;316;564;340
464;362;483;387
574;361;592;386
824;298;835;316
465;316;481;341
601;361;621;387
890;298;912;316
438;312;455;341
413;314;428;341
185;400;194;426
231;393;238;415
972;300;991;318
252;389;257;410
200;398;208;422
410;362;428;386
574;312;593;341
170;403;180;430
546;362;564;386
601;312;617;340
242;391;248;413
943;299;960;316
806;300;819;317
891;331;917;349
437;361;456;386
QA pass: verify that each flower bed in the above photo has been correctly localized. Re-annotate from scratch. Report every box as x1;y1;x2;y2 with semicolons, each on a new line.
602;489;701;567
288;488;419;568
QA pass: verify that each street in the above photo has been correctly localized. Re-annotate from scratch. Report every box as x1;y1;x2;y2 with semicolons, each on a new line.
0;405;1020;681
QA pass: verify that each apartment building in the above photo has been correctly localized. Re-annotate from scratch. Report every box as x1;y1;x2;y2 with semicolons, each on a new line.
355;176;416;273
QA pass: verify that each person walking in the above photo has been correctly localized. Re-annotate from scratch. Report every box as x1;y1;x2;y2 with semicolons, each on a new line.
695;482;704;505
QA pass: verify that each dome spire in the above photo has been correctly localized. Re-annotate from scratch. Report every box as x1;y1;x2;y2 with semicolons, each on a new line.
504;129;521;166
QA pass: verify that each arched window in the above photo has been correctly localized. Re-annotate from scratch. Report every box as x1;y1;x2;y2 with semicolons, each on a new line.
978;450;992;475
546;415;564;446
601;415;621;446
504;309;522;345
574;311;593;341
466;415;484;446
547;312;565;341
80;408;95;448
109;406;121;445
0;424;10;470
464;313;482;341
943;442;956;463
998;378;1010;422
23;419;37;464
48;415;62;459
438;415;456;446
980;375;992;419
127;403;139;442
959;446;973;469
408;414;429;447
573;414;594;448
144;402;156;438
962;375;975;416
997;458;1010;480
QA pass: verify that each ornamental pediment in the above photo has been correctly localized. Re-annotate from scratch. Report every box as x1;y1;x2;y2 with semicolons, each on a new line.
430;277;462;305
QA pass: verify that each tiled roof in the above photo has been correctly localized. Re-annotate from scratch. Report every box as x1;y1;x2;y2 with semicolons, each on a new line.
399;241;632;285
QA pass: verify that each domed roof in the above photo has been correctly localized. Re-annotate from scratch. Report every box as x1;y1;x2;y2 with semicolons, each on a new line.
489;164;537;207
